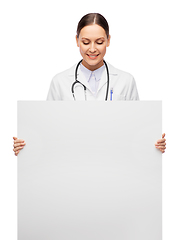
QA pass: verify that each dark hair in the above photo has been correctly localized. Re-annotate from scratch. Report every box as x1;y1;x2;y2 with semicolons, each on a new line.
76;13;109;39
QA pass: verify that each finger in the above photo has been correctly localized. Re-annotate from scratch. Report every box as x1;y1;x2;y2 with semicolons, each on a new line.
156;144;166;148
13;142;26;148
156;145;166;150
13;146;25;152
13;137;17;140
161;148;165;153
155;142;166;146
14;139;25;144
156;138;166;143
15;150;20;156
162;133;165;138
14;138;25;143
156;147;166;153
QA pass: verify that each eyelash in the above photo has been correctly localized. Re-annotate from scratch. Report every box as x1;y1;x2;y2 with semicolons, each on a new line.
83;42;104;45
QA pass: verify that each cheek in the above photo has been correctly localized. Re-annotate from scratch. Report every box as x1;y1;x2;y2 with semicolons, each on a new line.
79;45;88;54
99;45;107;55
78;47;85;58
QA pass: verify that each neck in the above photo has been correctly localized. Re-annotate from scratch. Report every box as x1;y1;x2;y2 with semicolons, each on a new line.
82;59;104;71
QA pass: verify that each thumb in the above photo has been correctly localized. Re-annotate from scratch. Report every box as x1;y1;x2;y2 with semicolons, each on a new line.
162;133;165;138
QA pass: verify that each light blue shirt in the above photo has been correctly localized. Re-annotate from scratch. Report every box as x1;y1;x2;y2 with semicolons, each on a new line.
80;63;105;95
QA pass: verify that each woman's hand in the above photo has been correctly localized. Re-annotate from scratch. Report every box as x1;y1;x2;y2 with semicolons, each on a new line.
13;134;166;155
13;137;26;156
155;133;166;153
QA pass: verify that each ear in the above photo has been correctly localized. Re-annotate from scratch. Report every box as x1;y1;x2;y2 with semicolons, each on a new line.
76;35;79;47
107;35;111;47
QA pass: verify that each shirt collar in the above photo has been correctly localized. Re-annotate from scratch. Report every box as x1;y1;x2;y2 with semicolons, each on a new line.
80;63;105;82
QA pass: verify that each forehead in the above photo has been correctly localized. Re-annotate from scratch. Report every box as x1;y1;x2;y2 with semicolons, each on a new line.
79;24;107;39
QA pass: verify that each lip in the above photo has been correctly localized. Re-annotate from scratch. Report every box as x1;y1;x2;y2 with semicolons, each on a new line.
87;54;99;60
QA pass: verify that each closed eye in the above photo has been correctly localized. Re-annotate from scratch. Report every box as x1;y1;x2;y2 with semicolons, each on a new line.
82;41;104;45
82;42;89;45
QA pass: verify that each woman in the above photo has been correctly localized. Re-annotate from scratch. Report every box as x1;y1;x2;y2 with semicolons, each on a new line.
13;13;166;155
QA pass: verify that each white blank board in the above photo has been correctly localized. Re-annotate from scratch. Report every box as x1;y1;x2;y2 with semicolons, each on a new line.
18;101;162;240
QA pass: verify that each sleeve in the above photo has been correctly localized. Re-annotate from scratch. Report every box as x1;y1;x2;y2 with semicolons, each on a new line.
126;76;140;101
130;77;140;100
46;77;61;101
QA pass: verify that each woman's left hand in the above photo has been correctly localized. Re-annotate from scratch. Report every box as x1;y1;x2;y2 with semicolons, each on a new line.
155;133;166;153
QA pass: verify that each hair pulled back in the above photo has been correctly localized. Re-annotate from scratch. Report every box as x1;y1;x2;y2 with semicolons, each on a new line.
76;13;109;39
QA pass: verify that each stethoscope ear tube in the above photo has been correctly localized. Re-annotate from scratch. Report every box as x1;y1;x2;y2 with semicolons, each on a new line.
71;59;109;101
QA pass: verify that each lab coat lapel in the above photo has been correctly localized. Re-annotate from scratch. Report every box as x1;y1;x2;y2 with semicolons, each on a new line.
97;62;118;94
97;68;107;93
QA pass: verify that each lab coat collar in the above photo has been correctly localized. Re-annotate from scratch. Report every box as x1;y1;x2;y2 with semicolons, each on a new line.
68;61;118;93
68;61;118;76
80;63;105;83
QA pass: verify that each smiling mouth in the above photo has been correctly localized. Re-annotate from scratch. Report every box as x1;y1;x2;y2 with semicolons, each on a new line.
87;54;99;59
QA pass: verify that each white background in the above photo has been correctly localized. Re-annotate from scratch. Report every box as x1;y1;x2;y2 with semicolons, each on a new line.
0;0;182;239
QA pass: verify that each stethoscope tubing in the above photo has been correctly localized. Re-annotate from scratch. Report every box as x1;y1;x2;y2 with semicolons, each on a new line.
104;60;110;101
71;59;110;101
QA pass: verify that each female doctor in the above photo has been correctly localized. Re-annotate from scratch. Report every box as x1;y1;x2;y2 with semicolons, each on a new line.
13;13;166;155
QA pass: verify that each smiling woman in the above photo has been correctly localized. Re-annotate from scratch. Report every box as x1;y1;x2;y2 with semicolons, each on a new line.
76;24;110;71
76;13;110;71
13;13;166;155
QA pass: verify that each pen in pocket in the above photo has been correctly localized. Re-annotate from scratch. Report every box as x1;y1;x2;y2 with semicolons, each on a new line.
110;88;113;101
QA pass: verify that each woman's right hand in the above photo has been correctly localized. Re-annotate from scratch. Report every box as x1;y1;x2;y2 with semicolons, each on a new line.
13;137;26;156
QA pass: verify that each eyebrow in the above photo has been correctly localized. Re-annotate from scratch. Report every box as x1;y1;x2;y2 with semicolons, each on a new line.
81;37;105;41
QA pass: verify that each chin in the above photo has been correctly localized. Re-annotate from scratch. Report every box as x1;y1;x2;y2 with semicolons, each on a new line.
85;58;103;67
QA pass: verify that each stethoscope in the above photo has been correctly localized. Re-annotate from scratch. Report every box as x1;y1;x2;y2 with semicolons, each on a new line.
71;59;110;101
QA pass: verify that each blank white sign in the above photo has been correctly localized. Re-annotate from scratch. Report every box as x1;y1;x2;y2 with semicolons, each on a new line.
18;101;162;240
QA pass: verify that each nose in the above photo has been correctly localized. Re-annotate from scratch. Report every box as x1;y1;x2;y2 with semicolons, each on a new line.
89;42;96;53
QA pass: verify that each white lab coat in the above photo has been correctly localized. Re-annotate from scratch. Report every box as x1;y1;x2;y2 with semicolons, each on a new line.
47;62;139;101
